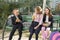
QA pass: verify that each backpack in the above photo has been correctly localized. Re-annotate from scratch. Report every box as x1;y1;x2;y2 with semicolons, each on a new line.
6;14;14;26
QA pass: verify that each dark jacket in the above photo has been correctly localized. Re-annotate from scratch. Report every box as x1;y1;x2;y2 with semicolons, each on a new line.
43;14;53;28
11;15;23;25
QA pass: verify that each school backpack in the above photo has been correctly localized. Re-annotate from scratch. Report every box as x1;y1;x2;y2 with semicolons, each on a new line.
6;14;14;26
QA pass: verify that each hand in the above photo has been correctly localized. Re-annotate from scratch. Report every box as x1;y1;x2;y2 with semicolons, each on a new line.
16;19;21;22
43;23;47;26
34;26;38;29
48;22;51;25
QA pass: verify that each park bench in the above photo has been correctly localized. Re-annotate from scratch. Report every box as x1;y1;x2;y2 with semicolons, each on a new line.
6;15;60;31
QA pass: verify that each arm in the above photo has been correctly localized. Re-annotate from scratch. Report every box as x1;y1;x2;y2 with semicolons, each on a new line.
11;16;16;25
49;16;53;25
34;14;43;29
32;13;35;21
16;15;23;23
19;15;23;22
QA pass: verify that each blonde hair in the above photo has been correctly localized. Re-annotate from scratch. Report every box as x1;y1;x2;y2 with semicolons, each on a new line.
35;6;42;13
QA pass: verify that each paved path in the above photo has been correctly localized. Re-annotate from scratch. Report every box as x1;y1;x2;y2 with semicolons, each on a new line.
0;35;36;40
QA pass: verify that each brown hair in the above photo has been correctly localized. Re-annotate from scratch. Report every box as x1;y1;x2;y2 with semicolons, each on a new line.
45;7;52;18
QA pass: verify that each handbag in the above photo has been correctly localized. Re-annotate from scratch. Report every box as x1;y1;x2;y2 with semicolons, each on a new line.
43;22;51;27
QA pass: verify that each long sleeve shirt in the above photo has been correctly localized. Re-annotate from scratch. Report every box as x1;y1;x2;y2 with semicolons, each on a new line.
11;15;23;25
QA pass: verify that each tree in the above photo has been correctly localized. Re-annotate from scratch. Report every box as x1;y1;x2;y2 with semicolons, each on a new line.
55;3;60;14
55;3;60;28
0;1;9;29
0;0;50;29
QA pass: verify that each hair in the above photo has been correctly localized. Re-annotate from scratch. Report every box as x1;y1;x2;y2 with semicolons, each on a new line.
12;8;19;11
12;8;19;13
45;7;52;18
35;6;42;14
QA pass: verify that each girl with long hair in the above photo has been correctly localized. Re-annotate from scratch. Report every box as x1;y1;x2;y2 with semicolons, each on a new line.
29;6;43;40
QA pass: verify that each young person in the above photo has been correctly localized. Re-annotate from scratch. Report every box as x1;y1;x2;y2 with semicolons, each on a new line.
40;27;51;40
40;7;53;40
9;8;23;40
43;7;53;30
29;6;43;40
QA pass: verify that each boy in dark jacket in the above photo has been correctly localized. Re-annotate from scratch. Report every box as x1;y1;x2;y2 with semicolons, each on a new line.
9;8;23;40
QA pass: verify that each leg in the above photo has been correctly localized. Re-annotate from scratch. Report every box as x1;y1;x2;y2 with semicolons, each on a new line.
29;31;34;40
18;25;23;40
35;33;38;40
35;30;39;40
9;25;17;40
35;25;42;40
29;26;34;40
29;21;38;40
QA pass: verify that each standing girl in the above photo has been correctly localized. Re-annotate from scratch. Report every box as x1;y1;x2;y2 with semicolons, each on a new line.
29;6;43;40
